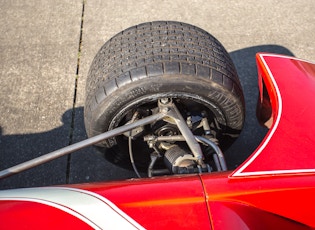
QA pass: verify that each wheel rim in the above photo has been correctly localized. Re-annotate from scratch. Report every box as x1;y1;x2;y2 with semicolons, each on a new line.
105;93;226;168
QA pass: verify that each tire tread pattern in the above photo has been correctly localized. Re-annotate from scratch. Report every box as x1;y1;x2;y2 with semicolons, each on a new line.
86;21;243;113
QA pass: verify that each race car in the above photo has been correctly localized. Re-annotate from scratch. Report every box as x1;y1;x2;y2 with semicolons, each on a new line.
0;21;314;229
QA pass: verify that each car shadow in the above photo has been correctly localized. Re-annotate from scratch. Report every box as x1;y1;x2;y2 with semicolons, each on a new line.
0;110;73;189
0;45;295;189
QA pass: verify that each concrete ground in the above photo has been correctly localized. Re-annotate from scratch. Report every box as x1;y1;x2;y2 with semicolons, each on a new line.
0;0;314;189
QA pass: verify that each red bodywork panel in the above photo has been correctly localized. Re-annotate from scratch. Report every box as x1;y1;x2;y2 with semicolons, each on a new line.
202;172;315;229
232;53;315;177
0;54;315;229
74;176;211;229
0;176;210;229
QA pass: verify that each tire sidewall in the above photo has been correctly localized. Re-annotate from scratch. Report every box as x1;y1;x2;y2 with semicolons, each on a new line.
86;74;243;147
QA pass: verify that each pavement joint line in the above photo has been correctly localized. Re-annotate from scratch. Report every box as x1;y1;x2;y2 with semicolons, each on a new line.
66;0;86;184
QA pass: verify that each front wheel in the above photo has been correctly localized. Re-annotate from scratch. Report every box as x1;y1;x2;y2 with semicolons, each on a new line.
84;21;245;170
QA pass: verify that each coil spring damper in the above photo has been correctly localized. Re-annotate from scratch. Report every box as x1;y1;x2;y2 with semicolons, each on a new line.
164;145;211;174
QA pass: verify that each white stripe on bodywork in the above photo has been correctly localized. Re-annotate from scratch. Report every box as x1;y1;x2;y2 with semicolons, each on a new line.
232;53;315;177
0;187;145;230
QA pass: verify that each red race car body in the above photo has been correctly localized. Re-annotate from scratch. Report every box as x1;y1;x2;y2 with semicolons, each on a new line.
1;53;315;229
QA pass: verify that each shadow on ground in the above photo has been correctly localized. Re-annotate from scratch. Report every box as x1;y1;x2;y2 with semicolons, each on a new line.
225;44;294;168
0;45;294;189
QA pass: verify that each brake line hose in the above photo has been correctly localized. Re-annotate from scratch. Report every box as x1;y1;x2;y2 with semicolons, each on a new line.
128;112;142;178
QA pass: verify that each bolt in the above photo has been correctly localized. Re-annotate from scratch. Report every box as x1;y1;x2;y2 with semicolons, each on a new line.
160;98;170;105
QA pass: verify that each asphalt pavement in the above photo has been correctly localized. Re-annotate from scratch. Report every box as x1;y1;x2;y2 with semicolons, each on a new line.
0;0;314;189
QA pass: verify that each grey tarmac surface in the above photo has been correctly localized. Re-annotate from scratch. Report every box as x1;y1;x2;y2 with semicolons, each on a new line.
0;0;314;189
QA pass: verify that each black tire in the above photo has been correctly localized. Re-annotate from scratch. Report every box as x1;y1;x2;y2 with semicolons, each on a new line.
84;21;245;170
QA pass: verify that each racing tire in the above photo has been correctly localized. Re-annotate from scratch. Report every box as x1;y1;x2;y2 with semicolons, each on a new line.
84;21;245;170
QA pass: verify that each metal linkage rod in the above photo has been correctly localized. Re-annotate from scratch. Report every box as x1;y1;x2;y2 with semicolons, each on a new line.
0;112;165;179
165;103;204;164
